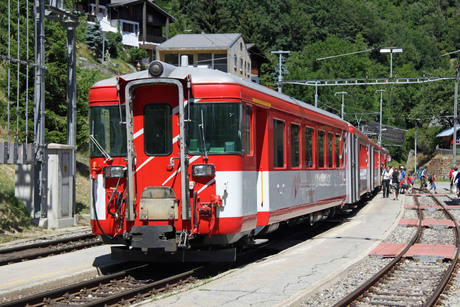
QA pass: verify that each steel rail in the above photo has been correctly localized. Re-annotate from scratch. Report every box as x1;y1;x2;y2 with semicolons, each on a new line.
424;194;460;306
332;194;424;307
0;264;151;307
0;233;101;266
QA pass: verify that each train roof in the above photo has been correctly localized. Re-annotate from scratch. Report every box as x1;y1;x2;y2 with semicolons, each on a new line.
92;63;346;125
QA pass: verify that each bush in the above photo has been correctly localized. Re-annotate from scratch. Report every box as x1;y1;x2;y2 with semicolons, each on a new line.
105;31;123;58
128;48;148;65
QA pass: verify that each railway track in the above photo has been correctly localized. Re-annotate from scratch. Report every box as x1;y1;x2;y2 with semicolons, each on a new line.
0;213;347;307
0;233;286;306
334;192;460;307
0;232;102;266
0;263;204;307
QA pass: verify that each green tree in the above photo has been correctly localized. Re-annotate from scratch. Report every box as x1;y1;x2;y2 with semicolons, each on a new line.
85;20;107;59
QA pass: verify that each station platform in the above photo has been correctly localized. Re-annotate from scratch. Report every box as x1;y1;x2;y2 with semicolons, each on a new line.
0;182;453;306
0;245;121;301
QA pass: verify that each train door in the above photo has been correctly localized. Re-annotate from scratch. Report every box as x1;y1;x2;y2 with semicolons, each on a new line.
124;79;188;234
346;131;357;204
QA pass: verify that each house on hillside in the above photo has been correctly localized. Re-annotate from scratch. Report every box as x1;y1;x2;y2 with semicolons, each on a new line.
73;0;176;61
156;33;269;82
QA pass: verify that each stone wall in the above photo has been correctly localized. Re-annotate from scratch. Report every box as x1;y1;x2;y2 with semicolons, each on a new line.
424;155;455;180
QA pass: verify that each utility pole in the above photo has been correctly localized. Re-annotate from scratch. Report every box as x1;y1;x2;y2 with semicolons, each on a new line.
34;0;46;220
454;66;459;164
334;91;347;119
271;50;290;93
376;90;386;146
415;123;417;174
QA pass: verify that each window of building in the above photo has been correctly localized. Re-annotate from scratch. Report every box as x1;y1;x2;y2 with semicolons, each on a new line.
129;7;138;18
234;55;237;70
214;54;227;72
198;53;212;67
146;26;161;37
240;58;243;73
305;127;314;168
164;54;179;66
144;104;172;155
328;132;333;168
147;14;154;23
291;124;300;168
273;119;285;167
318;130;325;168
122;22;135;33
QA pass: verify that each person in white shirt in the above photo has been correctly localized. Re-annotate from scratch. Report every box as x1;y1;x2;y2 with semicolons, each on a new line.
452;167;458;196
381;166;391;198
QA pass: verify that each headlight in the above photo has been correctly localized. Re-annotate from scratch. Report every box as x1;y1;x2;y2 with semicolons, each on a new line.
103;166;126;178
192;164;215;177
148;61;164;77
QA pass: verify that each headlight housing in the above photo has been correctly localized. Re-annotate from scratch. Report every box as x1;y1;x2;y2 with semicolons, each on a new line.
103;166;126;178
192;164;215;177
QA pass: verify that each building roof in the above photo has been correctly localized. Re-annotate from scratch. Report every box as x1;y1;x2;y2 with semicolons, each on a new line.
108;0;176;22
158;33;242;50
437;126;460;137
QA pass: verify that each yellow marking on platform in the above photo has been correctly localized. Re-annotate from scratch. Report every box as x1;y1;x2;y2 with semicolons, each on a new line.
0;263;92;287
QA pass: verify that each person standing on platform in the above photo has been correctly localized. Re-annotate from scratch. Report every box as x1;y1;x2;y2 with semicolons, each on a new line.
382;166;391;198
452;167;459;196
455;170;460;197
428;173;437;193
392;167;400;200
400;166;406;193
407;173;414;194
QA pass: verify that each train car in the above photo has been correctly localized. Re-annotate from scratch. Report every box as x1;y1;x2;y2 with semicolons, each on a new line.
89;60;387;262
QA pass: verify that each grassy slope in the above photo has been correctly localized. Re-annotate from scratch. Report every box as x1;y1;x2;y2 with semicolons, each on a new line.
0;42;135;236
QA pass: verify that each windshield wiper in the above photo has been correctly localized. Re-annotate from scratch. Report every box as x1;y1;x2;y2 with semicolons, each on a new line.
90;122;113;162
199;109;208;160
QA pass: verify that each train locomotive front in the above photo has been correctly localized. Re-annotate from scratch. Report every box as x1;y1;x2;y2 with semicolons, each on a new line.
90;62;258;262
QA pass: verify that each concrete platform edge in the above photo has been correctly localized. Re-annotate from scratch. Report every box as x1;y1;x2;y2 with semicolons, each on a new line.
278;195;406;307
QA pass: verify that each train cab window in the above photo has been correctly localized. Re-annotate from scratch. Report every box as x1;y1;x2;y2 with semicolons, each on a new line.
89;106;127;157
245;106;252;155
318;130;325;168
305;127;314;168
291;124;300;168
335;134;341;168
327;132;333;168
273;119;285;167
144;104;172;155
186;103;244;155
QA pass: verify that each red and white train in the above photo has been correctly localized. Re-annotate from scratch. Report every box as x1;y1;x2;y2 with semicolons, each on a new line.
89;61;389;262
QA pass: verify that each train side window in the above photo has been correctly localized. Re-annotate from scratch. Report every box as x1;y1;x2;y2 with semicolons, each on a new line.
245;106;252;155
318;130;325;168
273;119;285;168
305;127;314;168
327;132;333;168
335;134;340;168
291;124;300;168
144;104;172;155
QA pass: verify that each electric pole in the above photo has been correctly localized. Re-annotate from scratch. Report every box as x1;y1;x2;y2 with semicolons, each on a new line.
271;50;290;93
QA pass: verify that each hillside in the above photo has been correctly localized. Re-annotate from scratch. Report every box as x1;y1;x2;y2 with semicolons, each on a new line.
0;44;134;238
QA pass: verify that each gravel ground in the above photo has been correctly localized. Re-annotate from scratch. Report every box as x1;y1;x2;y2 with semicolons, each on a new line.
299;191;460;307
